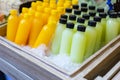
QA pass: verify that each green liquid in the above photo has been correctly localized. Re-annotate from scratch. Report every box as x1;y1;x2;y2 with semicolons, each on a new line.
70;31;86;63
51;23;66;54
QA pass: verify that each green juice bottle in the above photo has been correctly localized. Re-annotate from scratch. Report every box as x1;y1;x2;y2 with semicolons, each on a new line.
74;10;81;19
51;18;67;54
81;7;88;16
85;20;97;59
68;15;77;24
99;12;107;47
74;18;85;32
94;16;103;52
60;14;68;20
59;22;74;55
89;12;96;20
117;12;120;34
82;14;90;26
96;8;104;16
72;5;79;14
80;3;87;8
88;5;96;13
65;8;72;17
70;25;86;63
105;12;119;44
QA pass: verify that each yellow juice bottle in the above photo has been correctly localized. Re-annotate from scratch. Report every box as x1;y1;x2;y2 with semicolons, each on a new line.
70;25;86;63
85;20;97;59
33;21;57;48
36;1;42;6
57;2;64;7
57;7;65;18
72;0;78;5
30;2;37;11
43;8;51;25
37;6;44;14
94;16;103;52
7;10;19;42
28;12;43;47
15;14;31;45
99;12;107;47
19;7;28;21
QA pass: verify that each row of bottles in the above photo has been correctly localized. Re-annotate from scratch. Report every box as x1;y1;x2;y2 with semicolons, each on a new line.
7;0;78;48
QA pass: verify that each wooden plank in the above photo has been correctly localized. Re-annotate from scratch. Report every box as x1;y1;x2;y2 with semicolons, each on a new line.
0;58;33;80
112;71;120;80
78;39;120;80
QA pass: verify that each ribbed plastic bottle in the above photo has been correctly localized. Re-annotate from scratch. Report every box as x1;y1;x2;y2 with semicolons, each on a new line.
33;21;57;48
99;12;107;47
74;18;85;32
89;12;96;20
28;12;43;47
7;10;19;42
15;14;31;45
51;18;67;54
70;25;86;63
94;16;102;52
65;8;72;17
85;20;97;59
74;10;81;19
105;12;119;44
82;14;90;26
59;22;74;55
68;15;76;23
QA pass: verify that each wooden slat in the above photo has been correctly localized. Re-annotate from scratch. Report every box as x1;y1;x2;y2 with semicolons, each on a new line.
112;71;120;80
0;58;33;80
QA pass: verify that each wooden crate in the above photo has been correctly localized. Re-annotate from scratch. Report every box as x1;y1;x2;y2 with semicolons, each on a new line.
0;24;120;80
0;23;6;36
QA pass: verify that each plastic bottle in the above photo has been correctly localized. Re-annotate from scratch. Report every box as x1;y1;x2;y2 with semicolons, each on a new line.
105;12;119;44
74;18;85;32
80;3;87;8
82;14;90;26
68;15;76;24
50;3;57;10
51;18;67;54
94;16;102;52
117;12;120;34
59;22;74;55
74;10;81;19
96;8;104;16
85;20;97;59
89;12;96;20
72;5;79;14
33;21;57;48
57;1;64;7
42;8;51;25
37;6;44;14
72;0;78;5
15;14;31;45
88;5;96;12
65;8;72;17
57;7;65;18
7;10;19;42
99;12;107;47
81;7;88;16
36;1;42;6
19;7;28;21
28;12;43;47
60;14;68;20
30;2;37;11
70;25;86;63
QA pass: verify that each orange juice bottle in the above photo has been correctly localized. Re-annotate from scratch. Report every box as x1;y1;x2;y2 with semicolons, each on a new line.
72;0;78;5
57;7;65;18
15;14;31;45
28;12;43;47
43;8;51;25
36;1;42;6
33;21;57;48
37;6;44;14
7;9;19;42
19;7;28;21
30;2;37;11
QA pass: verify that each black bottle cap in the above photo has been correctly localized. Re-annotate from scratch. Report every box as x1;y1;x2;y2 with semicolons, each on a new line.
99;12;107;18
94;16;101;22
77;25;86;32
82;14;90;20
97;8;104;13
59;18;67;24
74;10;81;15
65;8;72;13
69;15;76;20
89;6;95;10
107;10;115;15
88;20;96;27
77;18;85;23
89;12;96;17
109;12;117;18
81;3;87;7
66;22;74;29
81;7;88;12
60;14;68;19
118;12;120;17
73;5;79;9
